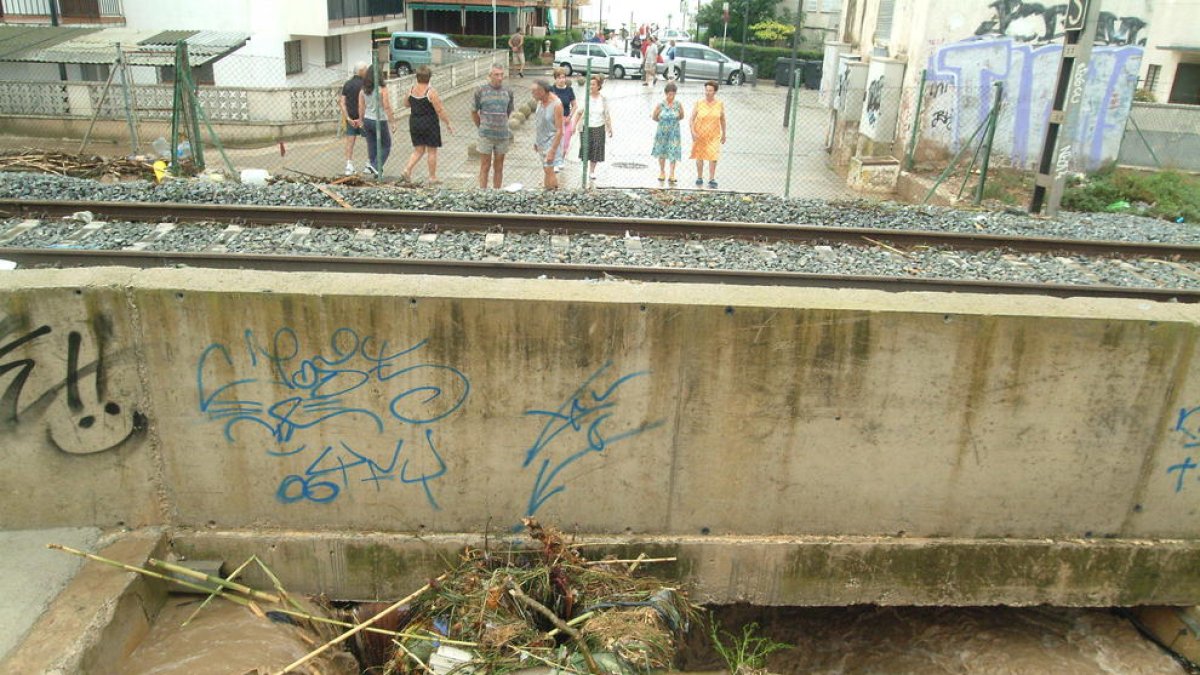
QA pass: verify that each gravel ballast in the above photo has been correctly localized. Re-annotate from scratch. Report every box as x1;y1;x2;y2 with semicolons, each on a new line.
0;172;1196;244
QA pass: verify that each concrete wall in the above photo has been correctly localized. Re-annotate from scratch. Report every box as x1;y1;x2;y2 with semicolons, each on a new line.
5;268;1200;603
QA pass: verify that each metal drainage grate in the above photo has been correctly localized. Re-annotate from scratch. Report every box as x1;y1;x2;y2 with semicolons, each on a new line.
611;161;649;170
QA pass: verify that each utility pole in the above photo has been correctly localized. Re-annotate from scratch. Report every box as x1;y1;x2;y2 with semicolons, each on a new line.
1030;0;1101;215
739;0;750;76
49;0;67;81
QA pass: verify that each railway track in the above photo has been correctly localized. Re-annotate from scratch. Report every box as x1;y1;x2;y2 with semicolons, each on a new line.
2;199;1199;303
3;198;1199;261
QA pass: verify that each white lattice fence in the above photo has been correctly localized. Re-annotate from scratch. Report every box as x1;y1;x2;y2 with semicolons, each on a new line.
0;81;69;116
289;86;340;123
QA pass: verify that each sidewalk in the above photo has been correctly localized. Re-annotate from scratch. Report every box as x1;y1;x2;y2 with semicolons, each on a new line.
224;75;856;199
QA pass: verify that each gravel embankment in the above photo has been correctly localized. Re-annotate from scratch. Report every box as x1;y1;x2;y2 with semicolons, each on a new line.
0;172;1195;244
3;215;1198;290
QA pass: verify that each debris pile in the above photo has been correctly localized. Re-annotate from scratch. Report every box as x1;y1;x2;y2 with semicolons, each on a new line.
49;519;693;675
0;149;155;181
383;519;693;673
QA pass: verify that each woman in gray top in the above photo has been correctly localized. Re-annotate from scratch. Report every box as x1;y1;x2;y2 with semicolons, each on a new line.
357;65;396;178
530;80;563;191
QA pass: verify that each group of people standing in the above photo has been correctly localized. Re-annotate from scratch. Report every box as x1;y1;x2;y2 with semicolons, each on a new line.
338;61;454;183
338;61;727;191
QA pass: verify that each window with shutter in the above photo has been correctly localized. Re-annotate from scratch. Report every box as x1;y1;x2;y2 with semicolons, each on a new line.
875;0;896;47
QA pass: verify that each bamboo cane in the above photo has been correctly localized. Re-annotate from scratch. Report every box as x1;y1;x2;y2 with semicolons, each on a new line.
182;555;257;626
48;544;252;604
149;558;279;603
277;573;448;674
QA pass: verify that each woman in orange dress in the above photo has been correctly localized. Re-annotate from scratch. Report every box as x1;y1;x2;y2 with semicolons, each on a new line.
689;80;726;189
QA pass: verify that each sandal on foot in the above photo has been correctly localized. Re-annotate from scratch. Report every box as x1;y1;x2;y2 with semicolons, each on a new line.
657;174;666;181
668;177;677;185
708;180;718;189
694;178;704;187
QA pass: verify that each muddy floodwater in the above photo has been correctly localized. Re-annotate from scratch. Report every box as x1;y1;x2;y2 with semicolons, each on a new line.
122;601;1187;674
680;606;1187;674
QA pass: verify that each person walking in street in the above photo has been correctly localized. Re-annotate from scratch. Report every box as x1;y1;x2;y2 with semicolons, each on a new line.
531;79;564;190
509;28;525;78
573;75;612;183
338;62;367;175
651;81;683;185
551;67;576;173
664;40;678;81
689;80;726;189
401;65;455;185
642;37;659;87
472;64;515;189
357;65;396;178
630;33;642;58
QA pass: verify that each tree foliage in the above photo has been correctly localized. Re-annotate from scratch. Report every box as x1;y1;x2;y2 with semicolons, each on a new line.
696;0;782;46
750;19;795;44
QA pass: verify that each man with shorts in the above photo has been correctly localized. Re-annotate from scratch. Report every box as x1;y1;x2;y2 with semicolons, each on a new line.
509;28;525;78
338;62;368;175
472;65;515;188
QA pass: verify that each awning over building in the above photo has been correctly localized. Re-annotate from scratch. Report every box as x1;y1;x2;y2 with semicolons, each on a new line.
409;2;537;13
1158;45;1200;53
0;26;248;66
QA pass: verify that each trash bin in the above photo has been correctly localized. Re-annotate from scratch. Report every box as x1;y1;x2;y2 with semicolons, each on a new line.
775;57;801;87
803;60;823;90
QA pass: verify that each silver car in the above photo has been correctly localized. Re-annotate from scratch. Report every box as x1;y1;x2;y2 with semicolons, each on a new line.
554;43;643;79
657;42;754;85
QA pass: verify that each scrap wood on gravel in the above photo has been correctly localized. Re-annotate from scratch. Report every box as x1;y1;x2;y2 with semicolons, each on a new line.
0;149;156;181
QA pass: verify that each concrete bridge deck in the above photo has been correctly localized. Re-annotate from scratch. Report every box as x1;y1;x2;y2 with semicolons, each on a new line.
3;268;1200;620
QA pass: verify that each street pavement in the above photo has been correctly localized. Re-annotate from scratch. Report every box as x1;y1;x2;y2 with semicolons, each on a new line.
0;527;100;663
225;73;856;200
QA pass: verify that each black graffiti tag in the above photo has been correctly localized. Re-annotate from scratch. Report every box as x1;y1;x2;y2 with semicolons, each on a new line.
0;315;145;455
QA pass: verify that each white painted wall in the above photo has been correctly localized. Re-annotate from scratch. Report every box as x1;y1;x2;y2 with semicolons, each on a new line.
1139;0;1198;102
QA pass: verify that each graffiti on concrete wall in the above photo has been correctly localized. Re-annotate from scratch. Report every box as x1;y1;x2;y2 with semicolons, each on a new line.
1;314;145;454
1169;405;1200;493
522;361;665;517
974;0;1148;46
196;327;469;509
922;37;1142;170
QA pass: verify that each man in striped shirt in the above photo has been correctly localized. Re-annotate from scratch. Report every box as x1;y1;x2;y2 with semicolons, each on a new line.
472;65;515;189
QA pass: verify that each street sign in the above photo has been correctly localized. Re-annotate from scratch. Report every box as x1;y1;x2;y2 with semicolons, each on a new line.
722;1;730;22
1065;0;1088;30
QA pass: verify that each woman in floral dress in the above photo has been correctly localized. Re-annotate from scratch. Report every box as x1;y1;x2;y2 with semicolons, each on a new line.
651;81;684;185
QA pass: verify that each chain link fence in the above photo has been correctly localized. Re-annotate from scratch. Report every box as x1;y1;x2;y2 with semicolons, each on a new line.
1118;102;1200;173
0;43;866;199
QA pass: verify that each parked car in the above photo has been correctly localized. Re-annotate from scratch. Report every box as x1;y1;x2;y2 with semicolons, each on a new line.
389;31;459;76
656;42;754;85
554;42;644;79
656;28;691;43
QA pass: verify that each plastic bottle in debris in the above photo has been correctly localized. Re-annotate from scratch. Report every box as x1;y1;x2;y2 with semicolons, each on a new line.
151;137;170;159
177;140;192;160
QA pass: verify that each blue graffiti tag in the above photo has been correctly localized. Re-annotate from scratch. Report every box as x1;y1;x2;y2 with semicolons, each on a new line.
1168;407;1200;494
521;361;665;516
196;327;467;508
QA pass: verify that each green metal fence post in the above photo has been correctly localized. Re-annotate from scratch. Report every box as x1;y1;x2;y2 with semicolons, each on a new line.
581;57;592;190
904;68;927;171
784;68;801;198
372;59;382;178
974;81;1004;205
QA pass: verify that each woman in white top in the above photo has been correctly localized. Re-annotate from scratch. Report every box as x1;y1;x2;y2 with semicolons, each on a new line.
357;65;396;177
572;75;613;183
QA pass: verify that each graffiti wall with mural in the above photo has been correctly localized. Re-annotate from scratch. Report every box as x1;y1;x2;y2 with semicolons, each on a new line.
899;0;1150;169
920;38;1142;170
